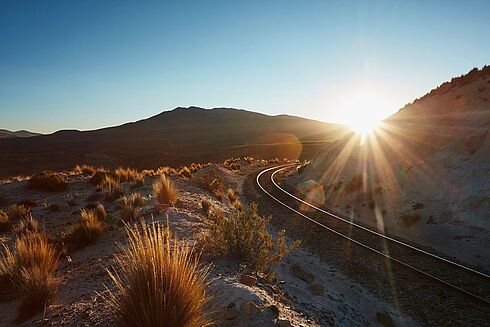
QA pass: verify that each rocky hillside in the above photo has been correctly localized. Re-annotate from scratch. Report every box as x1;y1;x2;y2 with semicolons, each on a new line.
0;107;347;178
296;66;490;270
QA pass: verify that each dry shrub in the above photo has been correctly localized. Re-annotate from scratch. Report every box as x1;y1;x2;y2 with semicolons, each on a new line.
202;203;299;273
232;200;243;212
156;166;178;176
119;193;146;222
14;216;43;237
94;204;107;221
7;204;31;221
226;189;237;203
69;209;104;247
27;171;68;192
201;199;211;215
0;232;59;313
197;174;225;201
0;210;9;232
115;167;144;183
180;166;193;179
17;197;39;207
106;222;210;327
89;170;113;186
99;176;124;201
74;164;97;175
153;175;177;209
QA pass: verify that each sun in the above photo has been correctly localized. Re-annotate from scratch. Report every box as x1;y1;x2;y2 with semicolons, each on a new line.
334;90;394;138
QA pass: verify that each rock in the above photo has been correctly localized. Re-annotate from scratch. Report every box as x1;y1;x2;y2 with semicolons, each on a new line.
376;311;394;327
291;265;314;284
277;319;292;327
225;302;239;320
309;282;324;296
239;274;257;287
241;301;262;315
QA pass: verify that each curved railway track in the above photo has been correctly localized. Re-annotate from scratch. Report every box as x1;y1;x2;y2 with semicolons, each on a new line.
256;164;490;308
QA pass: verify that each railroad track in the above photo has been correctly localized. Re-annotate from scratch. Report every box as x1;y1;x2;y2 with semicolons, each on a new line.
256;164;490;307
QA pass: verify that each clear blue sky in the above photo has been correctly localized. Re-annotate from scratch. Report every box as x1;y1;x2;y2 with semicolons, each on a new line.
1;0;489;133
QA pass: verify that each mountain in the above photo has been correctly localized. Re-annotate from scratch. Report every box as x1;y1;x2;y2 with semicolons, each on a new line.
0;107;348;177
0;129;41;138
297;66;490;269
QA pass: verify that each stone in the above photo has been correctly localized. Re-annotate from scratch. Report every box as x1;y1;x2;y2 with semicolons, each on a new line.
239;274;257;287
309;282;325;296
241;301;262;315
277;319;292;327
225;302;239;320
291;265;314;284
376;311;394;327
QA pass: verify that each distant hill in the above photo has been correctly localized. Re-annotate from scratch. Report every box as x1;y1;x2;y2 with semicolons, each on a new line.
0;129;41;138
0;107;348;177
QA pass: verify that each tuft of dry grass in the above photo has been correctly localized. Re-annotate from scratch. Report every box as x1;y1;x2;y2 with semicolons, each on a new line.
27;171;68;192
0;210;10;232
153;175;177;209
94;203;107;221
0;232;59;313
99;175;124;201
14;216;43;237
115;167;144;184
232;199;244;212
119;193;146;222
74;164;97;175
7;204;31;221
226;188;237;203
179;166;193;179
69;209;104;247
106;222;210;327
202;203;299;273
201;199;212;215
197;174;225;201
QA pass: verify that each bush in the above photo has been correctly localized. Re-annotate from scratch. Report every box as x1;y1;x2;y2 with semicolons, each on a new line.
14;216;43;237
17;198;39;207
99;176;124;201
115;167;144;183
106;222;210;327
119;193;146;222
0;210;9;232
74;164;97;175
0;232;59;313
7;204;31;221
94;203;107;221
153;175;177;210
202;203;299;273
201;199;211;215
69;209;104;247
179;166;193;179
197;174;225;201
232;200;244;212
89;170;114;186
226;189;237;203
27;172;68;192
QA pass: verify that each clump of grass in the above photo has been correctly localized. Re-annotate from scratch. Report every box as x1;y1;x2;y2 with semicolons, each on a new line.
89;170;113;186
94;203;107;221
14;216;43;237
17;198;39;207
179;166;193;178
74;164;97;175
27;171;68;192
69;209;104;247
226;188;237;203
119;193;146;222
202;203;299;273
232;199;244;212
115;167;144;184
7;204;31;221
106;222;210;327
0;210;10;232
0;232;59;313
201;199;212;215
400;212;421;227
197;174;225;201
99;176;124;201
153;175;177;210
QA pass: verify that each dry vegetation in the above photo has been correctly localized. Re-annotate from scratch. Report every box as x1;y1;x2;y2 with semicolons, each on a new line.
119;193;146;222
153;175;177;209
0;210;9;231
7;204;31;221
0;224;59;316
99;176;124;201
201;199;211;215
68;209;105;247
27;171;68;192
202;203;299;273
197;174;225;201
106;222;210;327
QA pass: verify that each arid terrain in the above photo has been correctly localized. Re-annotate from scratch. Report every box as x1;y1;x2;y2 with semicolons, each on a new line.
0;159;415;326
